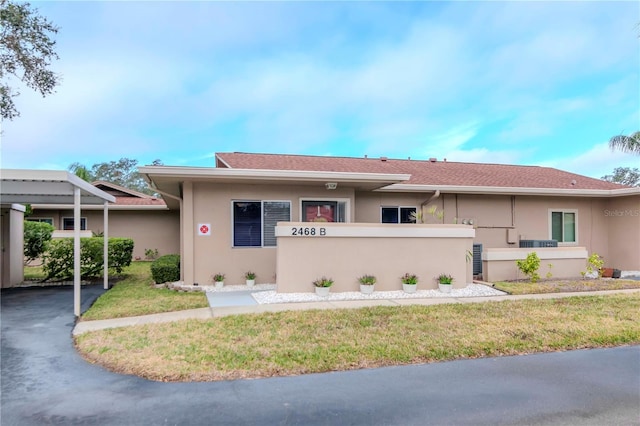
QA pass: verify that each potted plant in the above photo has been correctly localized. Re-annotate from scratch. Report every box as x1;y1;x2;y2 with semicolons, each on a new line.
213;273;225;289
358;274;376;294
313;276;333;297
245;271;257;287
401;273;418;293
436;273;453;293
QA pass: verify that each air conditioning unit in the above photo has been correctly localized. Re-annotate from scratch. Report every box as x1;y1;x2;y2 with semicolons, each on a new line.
519;240;558;248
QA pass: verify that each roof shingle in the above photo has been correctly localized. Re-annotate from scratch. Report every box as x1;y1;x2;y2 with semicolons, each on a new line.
215;152;626;190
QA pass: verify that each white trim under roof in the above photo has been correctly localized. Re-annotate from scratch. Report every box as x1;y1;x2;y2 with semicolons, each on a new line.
1;169;116;204
30;204;168;211
139;165;410;183
376;184;640;198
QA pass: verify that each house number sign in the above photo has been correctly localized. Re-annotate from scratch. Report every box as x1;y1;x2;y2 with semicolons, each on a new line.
290;227;327;236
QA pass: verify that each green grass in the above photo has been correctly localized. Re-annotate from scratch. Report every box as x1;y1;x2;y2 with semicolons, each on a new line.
493;279;640;295
24;265;46;281
75;293;640;382
81;262;208;320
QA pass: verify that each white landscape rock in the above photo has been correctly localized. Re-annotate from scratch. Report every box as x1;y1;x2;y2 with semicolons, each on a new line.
251;284;506;305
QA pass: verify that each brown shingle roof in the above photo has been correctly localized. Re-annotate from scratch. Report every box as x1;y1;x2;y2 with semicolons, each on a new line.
92;181;166;206
216;152;627;190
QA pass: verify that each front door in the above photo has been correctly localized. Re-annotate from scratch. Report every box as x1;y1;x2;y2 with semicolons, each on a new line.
302;201;338;223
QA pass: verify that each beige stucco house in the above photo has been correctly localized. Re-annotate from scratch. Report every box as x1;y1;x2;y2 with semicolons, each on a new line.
28;181;180;261
139;153;640;292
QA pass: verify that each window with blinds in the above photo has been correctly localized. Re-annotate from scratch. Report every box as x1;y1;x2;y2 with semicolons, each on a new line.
233;201;291;247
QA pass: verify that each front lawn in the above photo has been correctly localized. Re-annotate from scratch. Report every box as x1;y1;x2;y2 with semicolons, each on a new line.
75;293;640;382
81;262;208;320
493;278;640;295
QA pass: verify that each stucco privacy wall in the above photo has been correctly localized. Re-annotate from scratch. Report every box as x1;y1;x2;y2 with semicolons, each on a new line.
482;247;589;282
605;195;640;270
29;210;180;260
275;223;474;293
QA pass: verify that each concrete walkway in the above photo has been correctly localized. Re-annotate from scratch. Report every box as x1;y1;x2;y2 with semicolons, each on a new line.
72;288;640;335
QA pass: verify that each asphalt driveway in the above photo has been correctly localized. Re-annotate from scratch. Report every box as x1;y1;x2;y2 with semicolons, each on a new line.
2;285;639;425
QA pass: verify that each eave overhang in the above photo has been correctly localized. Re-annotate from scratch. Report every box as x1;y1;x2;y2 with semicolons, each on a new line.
139;166;411;200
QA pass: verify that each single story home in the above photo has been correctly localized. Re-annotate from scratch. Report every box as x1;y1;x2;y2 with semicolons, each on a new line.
139;152;640;292
28;181;180;261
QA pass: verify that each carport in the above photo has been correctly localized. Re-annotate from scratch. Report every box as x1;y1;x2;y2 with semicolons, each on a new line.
1;170;115;316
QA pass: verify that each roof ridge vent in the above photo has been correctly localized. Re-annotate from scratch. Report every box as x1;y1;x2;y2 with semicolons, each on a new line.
429;157;437;162
380;156;388;162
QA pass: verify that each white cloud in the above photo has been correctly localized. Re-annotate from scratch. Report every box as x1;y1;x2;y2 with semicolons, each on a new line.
1;1;637;173
539;143;639;179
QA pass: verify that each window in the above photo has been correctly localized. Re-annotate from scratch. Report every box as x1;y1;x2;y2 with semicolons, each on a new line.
550;210;576;243
381;207;416;224
233;201;290;247
62;217;87;230
26;218;54;226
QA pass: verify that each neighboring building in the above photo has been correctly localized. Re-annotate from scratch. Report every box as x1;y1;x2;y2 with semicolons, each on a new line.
139;152;640;289
28;181;180;260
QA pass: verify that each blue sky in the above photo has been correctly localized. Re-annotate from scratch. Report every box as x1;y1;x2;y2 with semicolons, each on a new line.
1;1;638;180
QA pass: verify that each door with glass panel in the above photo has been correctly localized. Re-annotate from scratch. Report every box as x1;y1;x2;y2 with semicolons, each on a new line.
302;201;344;222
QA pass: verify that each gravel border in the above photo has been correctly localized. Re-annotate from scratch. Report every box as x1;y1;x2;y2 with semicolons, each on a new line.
252;284;506;304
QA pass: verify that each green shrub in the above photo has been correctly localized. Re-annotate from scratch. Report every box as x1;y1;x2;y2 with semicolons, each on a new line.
516;252;541;283
150;254;180;284
23;221;54;264
582;253;604;279
42;237;134;280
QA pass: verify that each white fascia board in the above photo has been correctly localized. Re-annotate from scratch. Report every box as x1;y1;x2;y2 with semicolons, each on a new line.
139;166;411;184
1;169;115;203
31;204;168;211
377;184;640;197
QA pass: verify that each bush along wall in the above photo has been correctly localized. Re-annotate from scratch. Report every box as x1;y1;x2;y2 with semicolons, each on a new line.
42;237;134;281
150;254;180;284
23;220;55;264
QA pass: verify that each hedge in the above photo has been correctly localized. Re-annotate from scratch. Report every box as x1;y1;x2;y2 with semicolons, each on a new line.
151;254;180;284
42;237;134;280
24;220;55;263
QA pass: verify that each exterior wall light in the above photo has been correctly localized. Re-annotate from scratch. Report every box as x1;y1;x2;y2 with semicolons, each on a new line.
325;182;338;190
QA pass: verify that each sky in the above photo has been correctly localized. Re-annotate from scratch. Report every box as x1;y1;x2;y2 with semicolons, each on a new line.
1;1;639;180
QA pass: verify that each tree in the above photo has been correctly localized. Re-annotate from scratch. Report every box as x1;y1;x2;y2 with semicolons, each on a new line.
1;0;60;120
601;167;640;187
609;131;640;155
68;162;93;182
67;158;163;195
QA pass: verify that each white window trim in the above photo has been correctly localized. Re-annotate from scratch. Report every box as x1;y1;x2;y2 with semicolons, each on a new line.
61;216;87;231
548;209;578;246
380;206;417;224
231;200;291;248
299;197;351;223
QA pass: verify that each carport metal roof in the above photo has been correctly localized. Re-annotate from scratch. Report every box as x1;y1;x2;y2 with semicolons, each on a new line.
1;169;115;316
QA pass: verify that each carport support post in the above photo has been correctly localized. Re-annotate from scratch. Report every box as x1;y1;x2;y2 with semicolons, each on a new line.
74;187;81;317
103;201;109;290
